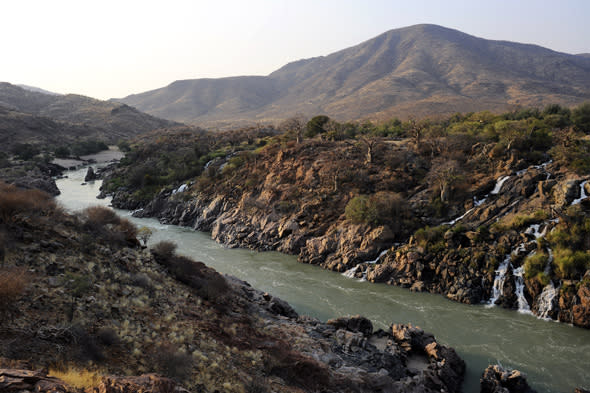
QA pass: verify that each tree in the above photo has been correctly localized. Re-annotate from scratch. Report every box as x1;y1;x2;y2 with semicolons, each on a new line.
305;115;330;138
137;226;153;246
279;114;307;144
12;143;40;160
572;102;590;133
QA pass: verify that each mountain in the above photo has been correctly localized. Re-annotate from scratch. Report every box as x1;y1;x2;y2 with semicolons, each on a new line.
118;24;590;126
17;84;61;96
0;82;178;148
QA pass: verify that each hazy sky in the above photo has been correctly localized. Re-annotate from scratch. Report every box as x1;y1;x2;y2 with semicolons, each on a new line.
3;0;589;100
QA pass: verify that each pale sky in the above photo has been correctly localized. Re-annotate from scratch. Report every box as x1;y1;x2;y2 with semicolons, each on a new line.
3;0;589;100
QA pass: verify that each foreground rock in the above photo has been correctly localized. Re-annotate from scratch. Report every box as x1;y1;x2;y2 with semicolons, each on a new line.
480;364;537;393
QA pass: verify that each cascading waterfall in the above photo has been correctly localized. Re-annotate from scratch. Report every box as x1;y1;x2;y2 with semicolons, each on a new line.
512;266;531;313
491;175;510;195
537;281;560;319
443;207;474;226
342;265;360;279
342;249;390;280
488;255;511;305
488;222;553;311
572;180;588;205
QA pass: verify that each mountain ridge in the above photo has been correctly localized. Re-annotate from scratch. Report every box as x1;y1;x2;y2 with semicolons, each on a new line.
117;24;590;126
0;82;178;149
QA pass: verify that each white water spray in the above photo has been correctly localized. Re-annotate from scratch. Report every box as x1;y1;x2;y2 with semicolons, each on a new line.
572;180;588;205
491;175;510;195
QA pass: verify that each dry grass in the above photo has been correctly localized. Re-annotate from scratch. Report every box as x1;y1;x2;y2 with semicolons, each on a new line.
48;368;102;389
0;267;28;319
0;182;56;223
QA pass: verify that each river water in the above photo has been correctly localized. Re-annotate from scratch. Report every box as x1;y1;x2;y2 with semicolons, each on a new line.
56;166;590;393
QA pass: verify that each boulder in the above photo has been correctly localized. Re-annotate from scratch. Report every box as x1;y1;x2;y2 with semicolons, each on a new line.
327;315;374;336
84;166;97;181
480;364;537;393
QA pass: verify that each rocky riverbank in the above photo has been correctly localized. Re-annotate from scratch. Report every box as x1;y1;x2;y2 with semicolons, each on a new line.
1;182;470;392
103;150;590;328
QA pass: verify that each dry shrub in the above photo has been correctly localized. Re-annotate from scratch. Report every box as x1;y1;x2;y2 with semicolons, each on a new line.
0;182;56;223
82;206;138;246
0;267;28;321
265;342;331;391
151;243;230;303
48;368;102;389
83;206;120;226
155;343;193;382
151;240;177;262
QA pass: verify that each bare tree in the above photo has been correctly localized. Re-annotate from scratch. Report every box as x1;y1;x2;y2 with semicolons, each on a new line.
279;113;307;144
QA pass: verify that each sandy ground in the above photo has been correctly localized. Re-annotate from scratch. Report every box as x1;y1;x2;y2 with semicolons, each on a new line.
52;146;124;168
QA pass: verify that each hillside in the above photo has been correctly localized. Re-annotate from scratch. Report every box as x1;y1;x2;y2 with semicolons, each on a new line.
118;24;590;126
0;82;177;147
0;182;468;393
100;106;590;329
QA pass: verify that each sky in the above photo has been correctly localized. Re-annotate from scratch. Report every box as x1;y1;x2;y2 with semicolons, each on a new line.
3;0;589;100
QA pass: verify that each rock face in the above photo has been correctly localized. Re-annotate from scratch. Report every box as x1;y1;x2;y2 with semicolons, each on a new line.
0;369;72;393
102;136;590;329
84;166;97;182
480;364;537;393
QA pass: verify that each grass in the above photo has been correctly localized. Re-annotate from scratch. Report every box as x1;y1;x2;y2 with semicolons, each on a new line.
49;368;102;389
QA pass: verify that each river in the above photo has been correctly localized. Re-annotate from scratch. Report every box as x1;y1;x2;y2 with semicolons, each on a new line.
56;165;590;393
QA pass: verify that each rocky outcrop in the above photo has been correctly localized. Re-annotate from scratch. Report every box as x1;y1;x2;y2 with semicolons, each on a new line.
84;166;97;182
11;176;60;196
480;364;537;393
0;369;72;393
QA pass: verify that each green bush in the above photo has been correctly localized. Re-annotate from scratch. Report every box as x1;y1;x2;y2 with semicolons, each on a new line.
523;252;548;279
413;225;446;250
553;248;590;279
345;196;377;224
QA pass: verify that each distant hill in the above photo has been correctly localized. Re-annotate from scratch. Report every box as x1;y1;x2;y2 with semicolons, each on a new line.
17;84;61;96
118;24;590;126
0;82;178;148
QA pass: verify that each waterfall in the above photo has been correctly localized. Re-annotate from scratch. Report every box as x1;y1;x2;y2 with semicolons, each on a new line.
512;266;531;313
342;249;390;280
474;196;487;206
342;265;360;279
572;180;588;205
491;175;511;195
537;282;560;319
488;255;511;305
524;223;547;239
443;207;474;226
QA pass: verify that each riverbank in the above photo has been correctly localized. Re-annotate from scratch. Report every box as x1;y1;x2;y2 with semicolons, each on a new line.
1;174;469;393
57;166;590;393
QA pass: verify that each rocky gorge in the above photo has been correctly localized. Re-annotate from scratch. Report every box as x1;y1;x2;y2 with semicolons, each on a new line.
102;130;590;329
0;178;508;393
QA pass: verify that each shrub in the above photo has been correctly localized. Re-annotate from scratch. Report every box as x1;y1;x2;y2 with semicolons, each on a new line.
48;368;102;389
553;248;590;279
155;343;193;382
0;182;56;223
345;195;376;224
82;206;138;246
83;206;119;227
413;226;446;250
523;252;548;279
151;241;177;262
0;267;28;321
96;327;120;346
